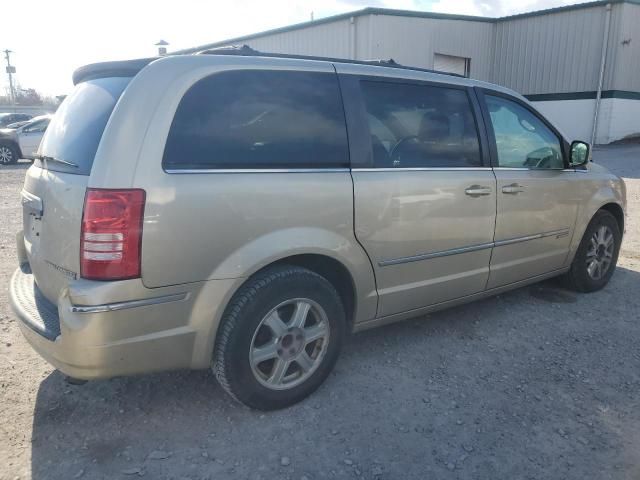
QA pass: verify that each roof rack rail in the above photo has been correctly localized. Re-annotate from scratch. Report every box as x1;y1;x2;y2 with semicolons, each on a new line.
197;44;260;56
196;45;464;78
365;58;399;66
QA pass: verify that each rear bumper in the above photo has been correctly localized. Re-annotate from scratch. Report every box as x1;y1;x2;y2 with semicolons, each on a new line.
10;265;61;340
9;266;238;380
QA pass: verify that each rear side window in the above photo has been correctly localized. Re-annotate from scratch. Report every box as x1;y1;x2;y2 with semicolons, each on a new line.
360;80;481;168
163;70;349;170
37;76;131;175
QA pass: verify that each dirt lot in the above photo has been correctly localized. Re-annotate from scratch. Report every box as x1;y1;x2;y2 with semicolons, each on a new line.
1;147;639;480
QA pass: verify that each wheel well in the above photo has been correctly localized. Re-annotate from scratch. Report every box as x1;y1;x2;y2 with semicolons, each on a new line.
600;203;624;234
270;254;356;326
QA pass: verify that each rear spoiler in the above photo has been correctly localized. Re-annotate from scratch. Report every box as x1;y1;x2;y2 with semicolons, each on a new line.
72;58;158;85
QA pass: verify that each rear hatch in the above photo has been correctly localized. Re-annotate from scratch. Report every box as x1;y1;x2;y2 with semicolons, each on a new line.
22;76;131;304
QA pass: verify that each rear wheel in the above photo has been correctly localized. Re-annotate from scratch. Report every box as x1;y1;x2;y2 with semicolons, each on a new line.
213;265;346;410
565;210;621;292
0;144;18;165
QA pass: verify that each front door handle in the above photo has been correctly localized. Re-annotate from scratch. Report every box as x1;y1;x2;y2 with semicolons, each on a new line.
465;185;492;197
502;183;525;194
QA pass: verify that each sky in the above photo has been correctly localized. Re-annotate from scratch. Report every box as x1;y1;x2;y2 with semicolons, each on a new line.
1;0;584;97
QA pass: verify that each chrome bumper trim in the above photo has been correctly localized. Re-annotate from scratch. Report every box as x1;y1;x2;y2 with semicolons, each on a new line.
70;293;188;314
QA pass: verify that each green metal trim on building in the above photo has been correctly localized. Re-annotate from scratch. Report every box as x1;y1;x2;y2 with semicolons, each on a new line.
525;90;640;102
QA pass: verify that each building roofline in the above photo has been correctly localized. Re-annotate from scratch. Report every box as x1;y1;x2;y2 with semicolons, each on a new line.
174;0;640;55
498;0;639;21
173;7;494;54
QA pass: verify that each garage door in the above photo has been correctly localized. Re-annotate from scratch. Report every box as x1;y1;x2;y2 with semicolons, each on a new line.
434;53;470;77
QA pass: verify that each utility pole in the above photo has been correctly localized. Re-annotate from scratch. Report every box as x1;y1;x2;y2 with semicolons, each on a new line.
3;49;16;105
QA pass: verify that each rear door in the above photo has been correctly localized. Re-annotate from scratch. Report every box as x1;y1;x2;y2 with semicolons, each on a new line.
22;77;130;303
478;90;579;288
339;69;497;317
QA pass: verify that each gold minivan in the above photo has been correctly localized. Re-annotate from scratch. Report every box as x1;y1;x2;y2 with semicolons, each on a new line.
9;48;626;410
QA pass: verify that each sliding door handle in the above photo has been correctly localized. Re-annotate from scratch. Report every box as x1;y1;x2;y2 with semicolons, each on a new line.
465;185;492;197
502;183;525;194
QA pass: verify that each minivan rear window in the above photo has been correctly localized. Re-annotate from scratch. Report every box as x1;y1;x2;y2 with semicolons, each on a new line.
163;70;349;170
36;76;131;175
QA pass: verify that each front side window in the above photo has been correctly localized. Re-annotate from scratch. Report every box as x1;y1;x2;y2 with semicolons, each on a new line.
486;95;563;169
360;80;482;168
163;70;349;170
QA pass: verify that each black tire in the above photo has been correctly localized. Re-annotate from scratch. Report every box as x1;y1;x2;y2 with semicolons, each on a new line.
0;144;18;165
565;210;621;292
213;265;346;410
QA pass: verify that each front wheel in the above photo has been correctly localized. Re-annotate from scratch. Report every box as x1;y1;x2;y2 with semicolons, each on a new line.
213;265;346;410
565;210;621;292
0;144;18;165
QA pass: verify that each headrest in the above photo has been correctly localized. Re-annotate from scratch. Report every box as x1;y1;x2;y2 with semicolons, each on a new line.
419;112;450;142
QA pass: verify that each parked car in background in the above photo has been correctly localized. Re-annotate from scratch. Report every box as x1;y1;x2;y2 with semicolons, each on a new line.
9;50;626;410
0;112;32;128
0;115;51;165
5;120;31;129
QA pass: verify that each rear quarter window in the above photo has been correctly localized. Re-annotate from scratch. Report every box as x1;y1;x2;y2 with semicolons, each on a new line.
37;76;131;175
163;70;349;170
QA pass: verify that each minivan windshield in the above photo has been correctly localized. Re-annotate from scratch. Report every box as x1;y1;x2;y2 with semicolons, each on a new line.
36;76;131;175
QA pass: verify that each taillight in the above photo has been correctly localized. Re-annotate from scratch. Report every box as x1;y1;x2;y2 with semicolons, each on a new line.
80;188;145;281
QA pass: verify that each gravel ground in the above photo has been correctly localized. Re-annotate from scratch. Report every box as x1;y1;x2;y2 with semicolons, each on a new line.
1;146;639;480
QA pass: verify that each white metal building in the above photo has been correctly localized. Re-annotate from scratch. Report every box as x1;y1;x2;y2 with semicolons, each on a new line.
178;0;640;145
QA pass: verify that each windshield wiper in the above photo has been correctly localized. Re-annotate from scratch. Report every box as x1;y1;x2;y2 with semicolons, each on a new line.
36;155;78;168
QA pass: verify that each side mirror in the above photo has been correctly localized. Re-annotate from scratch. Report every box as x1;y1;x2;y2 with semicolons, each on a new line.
569;140;590;167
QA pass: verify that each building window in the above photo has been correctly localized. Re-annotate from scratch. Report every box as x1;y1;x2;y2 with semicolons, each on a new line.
433;53;471;78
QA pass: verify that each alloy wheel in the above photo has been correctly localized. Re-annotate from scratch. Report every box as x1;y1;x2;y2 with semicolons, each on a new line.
0;146;14;165
585;225;615;281
249;298;330;390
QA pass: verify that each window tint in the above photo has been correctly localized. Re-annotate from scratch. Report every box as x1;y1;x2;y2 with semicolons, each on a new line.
38;76;131;175
486;95;563;169
163;70;349;170
360;80;481;168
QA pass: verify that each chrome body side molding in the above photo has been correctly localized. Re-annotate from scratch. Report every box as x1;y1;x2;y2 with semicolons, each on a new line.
379;228;570;267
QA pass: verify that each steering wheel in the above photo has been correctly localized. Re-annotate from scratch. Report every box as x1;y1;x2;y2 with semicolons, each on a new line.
389;135;420;162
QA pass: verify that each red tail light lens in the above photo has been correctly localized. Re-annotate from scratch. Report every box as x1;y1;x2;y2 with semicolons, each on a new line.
80;188;145;280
